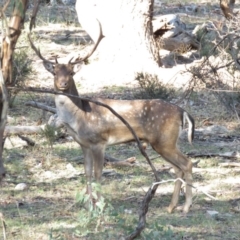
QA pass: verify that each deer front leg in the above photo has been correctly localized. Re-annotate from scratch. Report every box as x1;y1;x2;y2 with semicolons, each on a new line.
92;144;105;200
82;146;94;198
82;145;105;205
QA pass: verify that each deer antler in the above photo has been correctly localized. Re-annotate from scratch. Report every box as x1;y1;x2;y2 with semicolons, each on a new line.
69;19;104;65
28;33;56;64
28;19;103;65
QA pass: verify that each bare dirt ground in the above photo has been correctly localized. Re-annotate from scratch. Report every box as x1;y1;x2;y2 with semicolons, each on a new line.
1;1;240;239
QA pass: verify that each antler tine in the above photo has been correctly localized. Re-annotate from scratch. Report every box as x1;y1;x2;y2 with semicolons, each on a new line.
70;19;104;65
28;33;56;64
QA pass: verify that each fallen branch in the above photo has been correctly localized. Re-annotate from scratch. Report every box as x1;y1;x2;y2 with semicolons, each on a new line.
219;162;240;167
17;134;35;146
156;165;172;172
188;151;240;159
25;101;56;113
105;156;136;167
4;124;45;136
152;178;217;200
71;154;136;167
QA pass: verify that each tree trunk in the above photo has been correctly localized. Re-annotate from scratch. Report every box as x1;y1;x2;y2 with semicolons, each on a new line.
75;0;161;80
0;0;29;179
220;0;235;19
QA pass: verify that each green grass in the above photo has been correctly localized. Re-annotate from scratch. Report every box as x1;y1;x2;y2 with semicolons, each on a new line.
1;135;240;239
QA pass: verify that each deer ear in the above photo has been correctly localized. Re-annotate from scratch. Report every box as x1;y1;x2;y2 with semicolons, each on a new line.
43;61;55;75
73;63;82;73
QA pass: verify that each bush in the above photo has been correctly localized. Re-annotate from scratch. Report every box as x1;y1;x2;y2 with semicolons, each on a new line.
135;72;175;100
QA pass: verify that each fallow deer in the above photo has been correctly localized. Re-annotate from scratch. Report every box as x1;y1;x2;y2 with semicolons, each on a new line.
28;23;195;213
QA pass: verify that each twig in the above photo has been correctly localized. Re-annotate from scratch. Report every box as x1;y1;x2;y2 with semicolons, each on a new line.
0;0;11;17
152;178;217;200
219;162;240;167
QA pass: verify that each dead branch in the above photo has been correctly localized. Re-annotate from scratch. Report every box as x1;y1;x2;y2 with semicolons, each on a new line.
71;154;136;167
4;124;45;136
105;156;136;167
219;162;240;167
152;178;216;200
25;101;56;113
0;0;11;16
17;134;35;146
188;151;240;159
125;183;159;240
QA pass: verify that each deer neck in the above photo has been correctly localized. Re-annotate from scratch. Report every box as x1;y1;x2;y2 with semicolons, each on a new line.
55;81;90;112
55;82;92;140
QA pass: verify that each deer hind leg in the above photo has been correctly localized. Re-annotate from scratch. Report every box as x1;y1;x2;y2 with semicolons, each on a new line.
168;166;184;213
154;146;193;213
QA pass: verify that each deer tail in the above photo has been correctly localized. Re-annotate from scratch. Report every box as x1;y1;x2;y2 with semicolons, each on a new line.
183;111;195;144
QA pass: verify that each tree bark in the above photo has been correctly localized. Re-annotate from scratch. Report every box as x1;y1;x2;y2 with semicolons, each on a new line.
0;0;29;179
1;0;29;85
220;0;235;19
75;0;161;78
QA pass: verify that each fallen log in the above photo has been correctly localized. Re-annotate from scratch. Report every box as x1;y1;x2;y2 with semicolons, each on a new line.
188;151;240;159
70;154;137;167
219;162;240;167
4;125;45;136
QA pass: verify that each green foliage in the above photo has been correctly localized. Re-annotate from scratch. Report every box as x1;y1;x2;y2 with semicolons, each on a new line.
40;124;60;148
13;49;33;85
143;223;175;240
75;183;115;236
135;72;175;100
8;48;33;106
